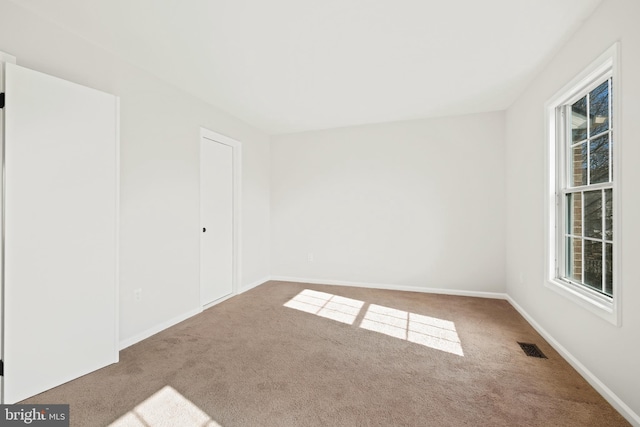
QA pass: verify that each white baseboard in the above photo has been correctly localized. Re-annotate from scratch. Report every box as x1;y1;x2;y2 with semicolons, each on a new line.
270;275;507;300
202;293;236;310
239;276;270;294
507;296;640;427
119;307;202;350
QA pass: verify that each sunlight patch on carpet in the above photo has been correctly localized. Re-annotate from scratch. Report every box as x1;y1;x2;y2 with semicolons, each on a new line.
360;304;464;356
284;290;463;356
284;289;364;325
109;385;223;427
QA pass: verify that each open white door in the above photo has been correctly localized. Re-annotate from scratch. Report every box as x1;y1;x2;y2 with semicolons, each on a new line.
2;63;119;403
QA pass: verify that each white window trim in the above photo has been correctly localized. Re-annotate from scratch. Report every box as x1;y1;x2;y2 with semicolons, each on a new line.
544;42;621;326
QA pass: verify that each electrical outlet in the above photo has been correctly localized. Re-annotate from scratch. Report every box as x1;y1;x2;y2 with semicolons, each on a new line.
134;288;142;301
307;253;314;262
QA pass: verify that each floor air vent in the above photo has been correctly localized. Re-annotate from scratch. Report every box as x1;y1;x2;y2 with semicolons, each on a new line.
518;342;547;359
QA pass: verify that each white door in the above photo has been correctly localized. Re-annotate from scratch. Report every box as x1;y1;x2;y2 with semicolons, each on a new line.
200;133;235;306
2;63;119;404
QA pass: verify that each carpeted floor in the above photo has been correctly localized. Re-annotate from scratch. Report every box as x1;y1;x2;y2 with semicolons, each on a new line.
22;281;630;426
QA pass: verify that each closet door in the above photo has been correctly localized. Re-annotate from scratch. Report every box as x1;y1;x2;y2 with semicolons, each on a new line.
2;63;118;403
200;136;234;306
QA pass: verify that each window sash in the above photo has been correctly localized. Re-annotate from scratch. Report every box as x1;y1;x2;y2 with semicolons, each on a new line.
556;79;613;300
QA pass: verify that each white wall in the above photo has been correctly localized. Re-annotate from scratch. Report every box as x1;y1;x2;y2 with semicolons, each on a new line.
0;0;271;345
271;112;506;293
505;0;640;421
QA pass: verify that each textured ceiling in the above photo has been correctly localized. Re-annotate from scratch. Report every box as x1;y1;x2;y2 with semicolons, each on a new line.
11;0;603;134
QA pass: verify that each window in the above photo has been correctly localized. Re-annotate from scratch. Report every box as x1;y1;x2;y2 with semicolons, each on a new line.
545;44;620;325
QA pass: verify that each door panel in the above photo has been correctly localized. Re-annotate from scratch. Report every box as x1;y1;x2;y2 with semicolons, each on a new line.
3;63;118;403
200;138;234;305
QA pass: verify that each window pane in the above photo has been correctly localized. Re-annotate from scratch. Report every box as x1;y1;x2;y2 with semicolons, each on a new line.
570;143;587;187
571;96;588;142
605;243;613;296
605;189;613;240
589;134;609;184
583;190;602;239
566;192;582;236
566;237;582;282
590;80;609;136
584;240;603;292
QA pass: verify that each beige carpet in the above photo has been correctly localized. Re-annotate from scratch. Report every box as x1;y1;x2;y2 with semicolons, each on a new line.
22;281;629;426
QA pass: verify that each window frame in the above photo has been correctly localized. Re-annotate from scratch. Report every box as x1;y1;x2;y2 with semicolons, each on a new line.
544;43;621;326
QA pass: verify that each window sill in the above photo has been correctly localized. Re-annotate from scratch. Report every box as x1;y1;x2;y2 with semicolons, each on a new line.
545;278;620;326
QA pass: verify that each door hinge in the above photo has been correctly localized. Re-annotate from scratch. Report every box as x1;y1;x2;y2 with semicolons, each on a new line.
0;360;3;376
0;93;4;108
